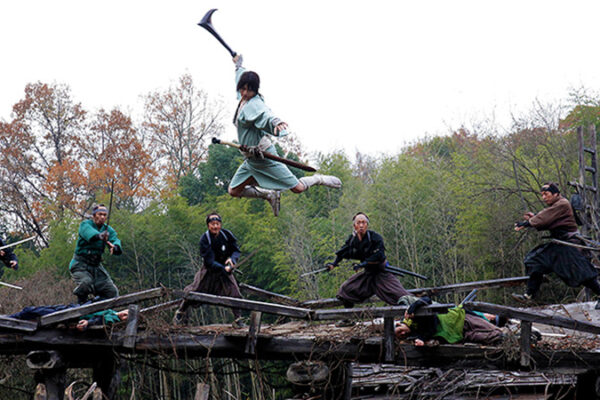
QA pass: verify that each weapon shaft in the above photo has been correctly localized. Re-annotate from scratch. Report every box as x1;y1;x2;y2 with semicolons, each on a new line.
386;265;429;280
0;281;23;290
300;267;328;278
212;137;317;172
0;236;35;251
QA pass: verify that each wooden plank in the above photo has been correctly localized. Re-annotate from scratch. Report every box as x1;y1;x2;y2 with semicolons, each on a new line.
239;283;301;306
301;277;528;309
123;304;140;349
0;316;38;332
343;362;353;400
181;291;313;319
313;304;453;320
383;317;395;363
39;288;164;327
244;311;262;355
520;321;532;368
464;301;600;334
140;299;181;314
410;276;529;297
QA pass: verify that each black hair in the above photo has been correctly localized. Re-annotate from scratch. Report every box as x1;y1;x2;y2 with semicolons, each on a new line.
541;182;560;194
236;71;260;94
206;212;222;225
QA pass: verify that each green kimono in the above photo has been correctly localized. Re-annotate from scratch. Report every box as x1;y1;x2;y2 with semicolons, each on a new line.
69;219;122;302
229;67;299;190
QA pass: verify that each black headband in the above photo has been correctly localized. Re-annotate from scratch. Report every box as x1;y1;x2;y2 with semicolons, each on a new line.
206;215;222;225
541;184;559;194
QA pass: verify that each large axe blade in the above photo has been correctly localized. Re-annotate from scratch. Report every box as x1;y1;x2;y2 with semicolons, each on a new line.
198;9;237;58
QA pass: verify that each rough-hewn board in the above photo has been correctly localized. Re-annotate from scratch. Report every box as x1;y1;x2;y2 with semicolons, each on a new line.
140;300;181;314
520;321;532;368
239;283;300;306
383;317;395;363
313;304;453;320
123;305;139;349
0;316;38;332
464;301;600;334
181;291;312;319
39;288;164;327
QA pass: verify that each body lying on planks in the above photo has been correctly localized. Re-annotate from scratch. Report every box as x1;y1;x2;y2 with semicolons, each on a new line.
8;301;129;331
395;295;507;346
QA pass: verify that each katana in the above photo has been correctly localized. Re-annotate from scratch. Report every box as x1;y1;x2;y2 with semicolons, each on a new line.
198;9;237;57
0;236;36;251
459;289;478;306
0;281;23;290
300;267;329;278
212;137;317;172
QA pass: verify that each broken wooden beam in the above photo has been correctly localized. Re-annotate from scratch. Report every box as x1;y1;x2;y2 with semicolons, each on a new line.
0;315;38;332
464;301;600;334
39;288;164;327
180;291;313;319
239;283;301;306
123;304;140;349
313;304;453;320
520;321;532;368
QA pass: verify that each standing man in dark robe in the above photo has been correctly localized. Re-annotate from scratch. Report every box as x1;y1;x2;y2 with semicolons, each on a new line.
326;212;409;326
0;237;18;278
512;182;600;308
70;204;122;303
174;212;246;328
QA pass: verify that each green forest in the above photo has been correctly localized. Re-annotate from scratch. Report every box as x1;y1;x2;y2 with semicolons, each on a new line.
1;77;600;398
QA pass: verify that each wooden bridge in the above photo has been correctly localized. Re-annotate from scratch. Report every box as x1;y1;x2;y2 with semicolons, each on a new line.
1;277;600;399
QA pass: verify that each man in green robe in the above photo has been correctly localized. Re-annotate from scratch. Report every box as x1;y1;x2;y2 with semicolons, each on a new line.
227;55;342;216
69;204;122;303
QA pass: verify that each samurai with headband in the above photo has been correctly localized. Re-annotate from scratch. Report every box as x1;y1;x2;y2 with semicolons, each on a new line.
512;182;600;308
174;212;246;328
69;204;122;304
326;212;409;326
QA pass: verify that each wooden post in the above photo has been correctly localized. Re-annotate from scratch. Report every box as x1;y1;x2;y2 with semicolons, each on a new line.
520;321;532;368
123;304;140;349
342;362;353;400
383;316;395;362
33;369;66;400
93;355;122;400
194;382;210;400
245;311;262;355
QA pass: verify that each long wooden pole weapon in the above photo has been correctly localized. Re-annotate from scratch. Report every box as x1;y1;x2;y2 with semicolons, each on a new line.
0;281;22;290
212;137;316;172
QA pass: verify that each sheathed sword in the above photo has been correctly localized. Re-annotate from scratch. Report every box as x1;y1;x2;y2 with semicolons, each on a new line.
212;138;317;172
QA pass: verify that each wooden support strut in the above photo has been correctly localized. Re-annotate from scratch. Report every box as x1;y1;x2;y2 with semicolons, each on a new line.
383;316;395;363
313;304;454;320
245;311;262;355
520;321;532;368
123;304;140;349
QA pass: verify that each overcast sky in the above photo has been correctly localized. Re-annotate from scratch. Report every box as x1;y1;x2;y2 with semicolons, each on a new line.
1;1;600;158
